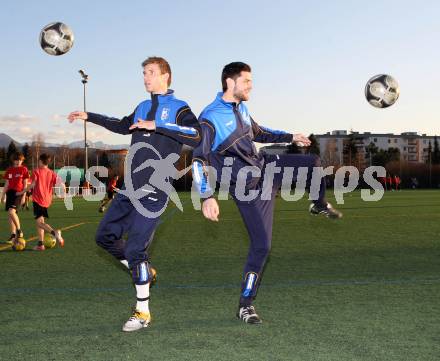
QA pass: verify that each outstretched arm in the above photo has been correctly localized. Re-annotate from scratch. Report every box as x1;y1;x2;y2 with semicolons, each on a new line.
251;117;311;146
251;117;293;143
67;110;134;135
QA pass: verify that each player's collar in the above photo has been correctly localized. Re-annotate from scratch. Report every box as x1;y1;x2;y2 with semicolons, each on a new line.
216;92;241;108
151;89;175;103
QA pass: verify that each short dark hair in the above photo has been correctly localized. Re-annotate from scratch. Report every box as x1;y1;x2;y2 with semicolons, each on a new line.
12;152;25;161
39;153;51;166
221;62;251;92
141;56;172;86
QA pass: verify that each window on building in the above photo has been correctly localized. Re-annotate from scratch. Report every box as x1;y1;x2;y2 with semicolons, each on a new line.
388;139;391;143
374;138;377;142
394;139;398;143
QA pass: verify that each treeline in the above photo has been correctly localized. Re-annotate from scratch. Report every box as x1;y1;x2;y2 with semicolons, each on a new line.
0;140;125;185
287;134;440;189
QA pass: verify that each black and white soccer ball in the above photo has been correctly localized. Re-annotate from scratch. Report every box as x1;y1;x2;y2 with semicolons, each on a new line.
365;74;400;108
39;22;74;56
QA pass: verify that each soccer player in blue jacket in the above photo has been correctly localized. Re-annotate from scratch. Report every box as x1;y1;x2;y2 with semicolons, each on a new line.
68;57;201;331
192;62;342;324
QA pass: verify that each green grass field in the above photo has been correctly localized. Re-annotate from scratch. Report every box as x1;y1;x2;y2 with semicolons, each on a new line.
1;191;439;361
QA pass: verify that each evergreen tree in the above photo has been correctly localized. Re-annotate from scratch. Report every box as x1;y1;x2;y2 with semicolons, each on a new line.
365;142;379;166
373;147;400;166
432;137;440;164
343;136;357;165
426;141;432;165
21;143;31;168
6;141;18;166
99;151;111;169
0;147;6;169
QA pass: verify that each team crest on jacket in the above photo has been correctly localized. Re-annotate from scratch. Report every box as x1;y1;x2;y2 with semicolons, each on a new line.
161;108;170;121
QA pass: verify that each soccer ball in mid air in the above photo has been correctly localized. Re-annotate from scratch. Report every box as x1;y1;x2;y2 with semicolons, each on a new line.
39;22;74;56
43;233;56;249
365;74;400;108
12;237;26;252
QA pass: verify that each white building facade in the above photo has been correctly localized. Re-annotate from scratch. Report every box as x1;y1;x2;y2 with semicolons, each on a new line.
316;130;438;167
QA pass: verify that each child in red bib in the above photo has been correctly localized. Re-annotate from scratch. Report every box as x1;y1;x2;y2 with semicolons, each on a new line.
18;154;66;251
1;152;29;243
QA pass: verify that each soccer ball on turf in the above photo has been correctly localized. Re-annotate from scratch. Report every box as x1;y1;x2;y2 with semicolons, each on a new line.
39;22;74;56
12;237;26;252
365;74;400;108
43;233;56;249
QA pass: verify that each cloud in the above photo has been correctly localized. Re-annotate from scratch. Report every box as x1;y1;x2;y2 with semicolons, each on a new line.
46;129;83;143
51;114;69;121
0;114;39;127
1;113;128;146
88;130;108;138
18;127;34;135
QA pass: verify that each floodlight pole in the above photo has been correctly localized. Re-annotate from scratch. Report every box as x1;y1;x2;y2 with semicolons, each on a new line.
79;70;89;179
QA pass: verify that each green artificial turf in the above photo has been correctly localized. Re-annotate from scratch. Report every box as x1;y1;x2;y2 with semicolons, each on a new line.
0;190;439;360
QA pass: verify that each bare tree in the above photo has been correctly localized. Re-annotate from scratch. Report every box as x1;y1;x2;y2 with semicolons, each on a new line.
60;143;70;167
30;133;45;169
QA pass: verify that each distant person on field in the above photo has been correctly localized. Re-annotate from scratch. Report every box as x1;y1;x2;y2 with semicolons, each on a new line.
17;154;66;251
386;174;393;191
0;152;29;244
99;175;119;212
393;175;401;191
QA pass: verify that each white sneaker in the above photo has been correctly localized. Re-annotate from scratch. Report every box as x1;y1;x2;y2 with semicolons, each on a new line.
54;230;65;247
122;309;151;332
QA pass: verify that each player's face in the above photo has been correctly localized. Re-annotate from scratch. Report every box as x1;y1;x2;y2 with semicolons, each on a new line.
233;71;253;102
14;159;23;166
143;63;169;93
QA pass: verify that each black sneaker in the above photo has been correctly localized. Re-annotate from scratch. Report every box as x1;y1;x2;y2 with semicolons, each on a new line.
236;305;262;324
309;202;342;219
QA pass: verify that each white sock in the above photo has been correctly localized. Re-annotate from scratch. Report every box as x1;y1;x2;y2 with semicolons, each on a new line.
120;260;129;269
135;283;150;313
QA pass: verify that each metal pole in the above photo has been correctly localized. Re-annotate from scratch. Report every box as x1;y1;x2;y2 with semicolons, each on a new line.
79;70;89;181
429;151;432;188
83;80;88;174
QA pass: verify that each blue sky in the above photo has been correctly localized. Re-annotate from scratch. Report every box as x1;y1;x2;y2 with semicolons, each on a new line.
0;0;439;145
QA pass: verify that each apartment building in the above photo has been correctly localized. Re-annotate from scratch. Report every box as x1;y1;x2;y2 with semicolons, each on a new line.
260;130;438;167
316;130;437;166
